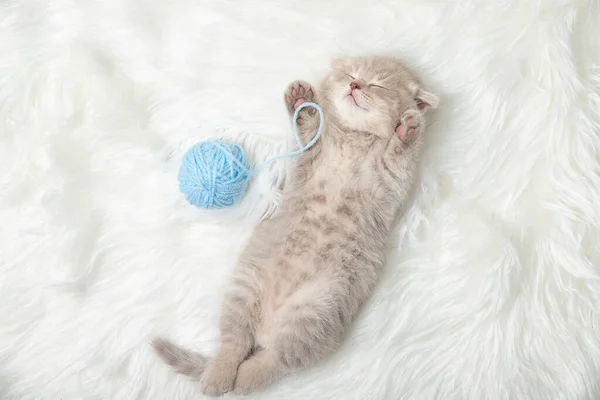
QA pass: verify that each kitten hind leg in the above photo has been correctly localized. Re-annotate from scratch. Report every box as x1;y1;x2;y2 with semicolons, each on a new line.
201;274;259;396
201;337;252;397
234;306;344;395
233;348;284;395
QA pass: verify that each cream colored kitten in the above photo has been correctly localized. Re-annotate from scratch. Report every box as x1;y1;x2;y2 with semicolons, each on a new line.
153;55;439;396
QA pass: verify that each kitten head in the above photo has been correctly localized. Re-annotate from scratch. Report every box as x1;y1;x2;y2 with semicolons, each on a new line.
322;55;438;137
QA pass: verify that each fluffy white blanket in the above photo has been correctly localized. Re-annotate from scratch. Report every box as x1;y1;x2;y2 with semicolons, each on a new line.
1;0;599;399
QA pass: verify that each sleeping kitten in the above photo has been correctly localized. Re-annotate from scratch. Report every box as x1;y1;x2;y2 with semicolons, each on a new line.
153;55;439;396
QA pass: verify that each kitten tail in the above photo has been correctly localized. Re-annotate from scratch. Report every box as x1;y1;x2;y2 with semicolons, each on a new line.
151;338;208;379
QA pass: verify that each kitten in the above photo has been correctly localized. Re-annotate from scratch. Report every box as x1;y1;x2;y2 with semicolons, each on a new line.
153;55;439;396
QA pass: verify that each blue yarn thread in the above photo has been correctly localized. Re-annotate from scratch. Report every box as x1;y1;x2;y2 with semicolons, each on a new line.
178;141;251;208
178;102;324;209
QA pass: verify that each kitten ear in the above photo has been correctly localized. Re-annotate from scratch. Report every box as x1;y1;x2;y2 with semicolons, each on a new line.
414;87;439;112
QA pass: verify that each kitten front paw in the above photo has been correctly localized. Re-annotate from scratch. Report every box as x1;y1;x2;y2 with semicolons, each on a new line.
284;80;316;114
396;109;422;145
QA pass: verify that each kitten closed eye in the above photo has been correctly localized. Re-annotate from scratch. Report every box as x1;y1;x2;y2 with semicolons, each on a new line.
368;84;388;90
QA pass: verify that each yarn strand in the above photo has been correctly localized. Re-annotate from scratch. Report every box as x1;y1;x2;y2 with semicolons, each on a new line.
213;101;324;175
177;102;324;209
251;102;324;174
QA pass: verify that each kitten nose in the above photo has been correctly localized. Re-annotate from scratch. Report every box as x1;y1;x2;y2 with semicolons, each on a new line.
350;81;361;90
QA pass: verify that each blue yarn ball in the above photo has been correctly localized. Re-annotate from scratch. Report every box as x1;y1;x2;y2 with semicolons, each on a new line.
178;140;251;209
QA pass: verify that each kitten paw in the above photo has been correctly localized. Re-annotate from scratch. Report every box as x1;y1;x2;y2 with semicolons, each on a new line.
200;362;236;397
396;109;422;144
284;80;316;114
232;359;268;396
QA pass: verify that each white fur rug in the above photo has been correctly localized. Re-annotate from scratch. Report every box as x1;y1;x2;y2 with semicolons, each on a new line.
1;0;599;399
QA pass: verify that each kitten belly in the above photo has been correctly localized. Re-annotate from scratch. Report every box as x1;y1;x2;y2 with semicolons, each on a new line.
255;260;331;348
251;156;381;348
253;218;356;348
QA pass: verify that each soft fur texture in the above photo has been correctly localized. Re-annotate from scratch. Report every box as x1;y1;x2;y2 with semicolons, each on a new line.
0;1;599;399
152;56;438;396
